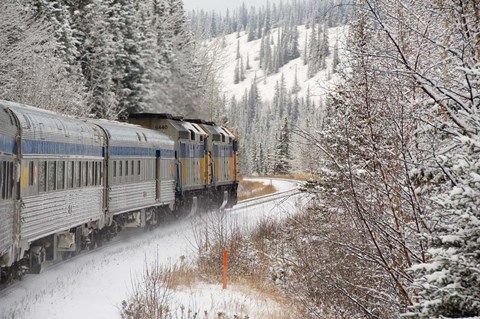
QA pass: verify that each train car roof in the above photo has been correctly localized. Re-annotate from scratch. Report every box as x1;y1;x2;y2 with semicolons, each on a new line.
168;119;208;137
1;100;104;148
194;122;236;140
127;112;208;139
90;119;174;150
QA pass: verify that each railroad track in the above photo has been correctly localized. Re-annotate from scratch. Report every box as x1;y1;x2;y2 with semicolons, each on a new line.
0;181;302;298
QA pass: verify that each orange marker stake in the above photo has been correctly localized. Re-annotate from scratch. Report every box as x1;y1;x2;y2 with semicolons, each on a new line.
223;250;228;289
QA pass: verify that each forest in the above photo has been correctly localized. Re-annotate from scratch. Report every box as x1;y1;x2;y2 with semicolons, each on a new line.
188;0;480;318
0;0;209;119
1;0;479;318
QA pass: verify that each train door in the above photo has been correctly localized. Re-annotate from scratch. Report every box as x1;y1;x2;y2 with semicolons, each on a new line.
176;161;182;192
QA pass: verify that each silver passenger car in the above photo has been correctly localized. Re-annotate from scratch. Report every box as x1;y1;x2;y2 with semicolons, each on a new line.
91;120;175;226
3;101;105;257
0;104;18;268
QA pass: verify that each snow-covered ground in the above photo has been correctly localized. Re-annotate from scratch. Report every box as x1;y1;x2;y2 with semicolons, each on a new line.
0;178;305;319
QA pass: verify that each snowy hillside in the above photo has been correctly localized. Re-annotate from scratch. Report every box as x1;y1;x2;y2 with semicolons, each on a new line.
203;22;348;175
213;24;348;105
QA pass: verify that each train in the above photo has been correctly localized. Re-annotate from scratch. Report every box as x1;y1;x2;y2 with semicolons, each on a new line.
0;100;238;283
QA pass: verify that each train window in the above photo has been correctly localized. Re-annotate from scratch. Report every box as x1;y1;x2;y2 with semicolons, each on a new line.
98;162;103;185
137;160;141;176
3;161;10;199
2;161;11;199
93;162;97;186
88;162;93;186
57;161;65;190
119;161;123;177
0;161;4;199
2;162;6;199
82;162;87;187
113;161;117;178
67;161;74;189
76;162;81;188
0;161;5;199
39;161;46;193
28;161;34;186
131;161;134;177
8;162;13;198
190;130;195;141
125;160;129;176
48;161;56;191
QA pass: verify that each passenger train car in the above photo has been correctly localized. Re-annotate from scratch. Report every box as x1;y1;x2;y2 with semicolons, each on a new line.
0;100;238;283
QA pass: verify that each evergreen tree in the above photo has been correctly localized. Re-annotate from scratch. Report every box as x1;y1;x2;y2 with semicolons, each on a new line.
291;65;301;94
234;59;240;84
236;39;240;59
247;7;256;42
332;39;339;73
273;117;291;175
247;77;260;129
259;35;265;68
240;56;246;81
210;12;217;37
303;30;308;65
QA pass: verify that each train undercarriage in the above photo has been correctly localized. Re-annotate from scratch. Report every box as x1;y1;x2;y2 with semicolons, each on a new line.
0;205;173;285
0;186;237;286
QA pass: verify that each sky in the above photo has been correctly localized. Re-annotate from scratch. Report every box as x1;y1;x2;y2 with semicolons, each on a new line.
183;0;278;13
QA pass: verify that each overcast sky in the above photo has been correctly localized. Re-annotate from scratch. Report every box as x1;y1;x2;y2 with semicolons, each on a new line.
184;0;277;13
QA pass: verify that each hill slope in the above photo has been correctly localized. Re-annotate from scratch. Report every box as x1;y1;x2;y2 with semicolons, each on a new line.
216;24;347;105
202;21;348;175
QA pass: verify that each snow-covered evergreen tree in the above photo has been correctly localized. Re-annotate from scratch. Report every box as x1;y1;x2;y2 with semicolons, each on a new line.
273;117;292;175
0;0;87;116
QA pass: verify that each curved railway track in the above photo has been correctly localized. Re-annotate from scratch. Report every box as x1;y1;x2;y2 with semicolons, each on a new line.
0;179;302;300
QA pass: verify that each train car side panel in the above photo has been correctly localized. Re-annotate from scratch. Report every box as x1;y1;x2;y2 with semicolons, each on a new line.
20;187;103;242
157;156;175;208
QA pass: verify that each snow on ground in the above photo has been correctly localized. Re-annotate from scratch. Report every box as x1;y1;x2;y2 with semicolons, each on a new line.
210;24;348;105
168;282;291;319
0;178;304;319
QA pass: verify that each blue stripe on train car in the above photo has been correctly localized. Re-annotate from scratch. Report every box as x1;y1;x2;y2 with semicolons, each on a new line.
109;146;155;157
157;149;175;158
110;146;175;158
0;136;16;155
22;139;103;156
179;143;204;159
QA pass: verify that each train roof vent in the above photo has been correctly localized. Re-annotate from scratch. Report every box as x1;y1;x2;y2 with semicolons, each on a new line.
212;134;221;142
129;113;183;121
184;118;206;124
184;118;217;126
179;131;190;140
